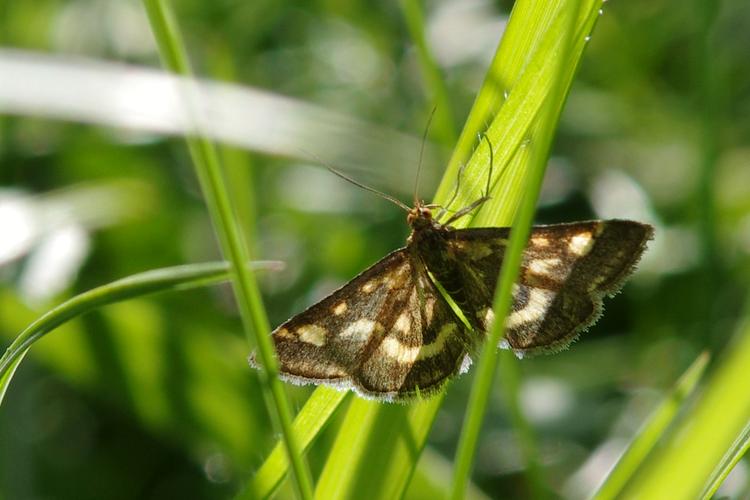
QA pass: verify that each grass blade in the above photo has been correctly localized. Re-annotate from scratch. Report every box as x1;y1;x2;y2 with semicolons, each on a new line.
593;352;710;499
436;0;604;229
450;0;588;497
620;300;750;498
0;261;280;406
314;396;445;500
242;389;350;499
701;421;750;499
141;1;313;497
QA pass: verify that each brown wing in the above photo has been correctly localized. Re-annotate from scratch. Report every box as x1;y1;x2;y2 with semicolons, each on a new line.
433;220;653;355
250;248;474;401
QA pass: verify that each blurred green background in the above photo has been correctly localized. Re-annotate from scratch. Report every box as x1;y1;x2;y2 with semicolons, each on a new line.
1;0;750;498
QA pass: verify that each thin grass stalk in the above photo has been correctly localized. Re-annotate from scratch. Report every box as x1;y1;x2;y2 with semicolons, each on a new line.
140;1;313;497
700;420;750;498
619;297;750;498
592;352;710;499
449;0;583;497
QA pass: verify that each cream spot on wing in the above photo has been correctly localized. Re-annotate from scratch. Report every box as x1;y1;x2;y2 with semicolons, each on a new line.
569;232;593;256
296;324;327;346
332;302;348;315
381;277;397;290
531;236;550;247
528;257;562;276
318;364;346;377
361;280;377;293
476;307;495;329
418;323;458;360
379;323;458;364
506;288;555;328
394;312;411;334
424;297;436;323
417;275;431;288
341;319;382;343
389;264;410;287
275;327;293;339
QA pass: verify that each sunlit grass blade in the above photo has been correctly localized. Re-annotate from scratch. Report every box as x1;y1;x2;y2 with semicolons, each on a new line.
620;299;750;498
241;389;350;500
593;352;710;500
435;0;605;229
0;261;281;406
314;396;444;499
450;0;588;497
141;0;314;497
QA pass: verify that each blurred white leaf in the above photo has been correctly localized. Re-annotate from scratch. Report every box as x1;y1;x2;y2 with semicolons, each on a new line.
0;49;444;191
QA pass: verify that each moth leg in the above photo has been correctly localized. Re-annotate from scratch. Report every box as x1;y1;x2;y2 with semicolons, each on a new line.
436;162;470;220
441;134;494;225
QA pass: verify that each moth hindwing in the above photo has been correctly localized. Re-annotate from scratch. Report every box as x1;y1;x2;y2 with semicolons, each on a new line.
250;204;653;402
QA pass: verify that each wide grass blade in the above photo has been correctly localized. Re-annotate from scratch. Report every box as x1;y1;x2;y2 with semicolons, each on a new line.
0;50;436;177
450;0;593;498
314;396;445;499
436;0;605;229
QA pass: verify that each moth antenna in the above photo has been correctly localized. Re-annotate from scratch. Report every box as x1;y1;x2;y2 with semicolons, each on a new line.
414;106;437;206
327;167;411;212
298;148;411;212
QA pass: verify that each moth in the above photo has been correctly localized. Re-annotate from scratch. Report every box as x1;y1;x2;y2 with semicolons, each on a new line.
251;168;653;402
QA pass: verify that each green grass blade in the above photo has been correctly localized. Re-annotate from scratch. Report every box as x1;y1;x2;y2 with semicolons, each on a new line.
620;300;750;498
701;420;750;499
435;0;604;229
593;352;710;500
450;0;588;497
242;389;350;500
313;396;445;500
0;353;26;409
407;447;491;500
0;261;280;406
141;1;314;497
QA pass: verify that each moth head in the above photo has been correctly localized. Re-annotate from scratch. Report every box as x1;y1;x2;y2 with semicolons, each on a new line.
407;204;433;229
